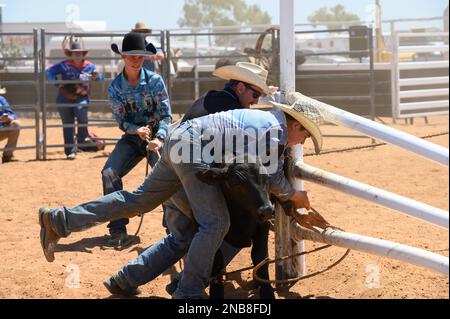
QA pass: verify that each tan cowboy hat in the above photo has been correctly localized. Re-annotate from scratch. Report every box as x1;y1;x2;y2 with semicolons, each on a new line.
132;21;152;33
64;42;88;56
0;86;6;94
213;62;269;95
270;92;324;154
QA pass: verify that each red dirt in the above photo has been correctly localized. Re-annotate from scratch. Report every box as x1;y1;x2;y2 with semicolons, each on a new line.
0;115;448;299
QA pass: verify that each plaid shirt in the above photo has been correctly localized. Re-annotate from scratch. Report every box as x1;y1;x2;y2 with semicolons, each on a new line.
189;108;294;201
108;69;172;139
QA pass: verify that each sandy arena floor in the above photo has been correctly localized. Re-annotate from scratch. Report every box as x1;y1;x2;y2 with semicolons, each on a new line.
0;114;448;299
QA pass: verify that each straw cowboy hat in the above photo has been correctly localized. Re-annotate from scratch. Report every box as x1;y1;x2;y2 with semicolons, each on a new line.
271;91;324;155
64;42;88;56
132;21;152;33
213;62;270;95
111;32;156;56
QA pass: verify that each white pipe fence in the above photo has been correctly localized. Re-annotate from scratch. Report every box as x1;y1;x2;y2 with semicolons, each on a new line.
294;162;449;229
289;92;449;166
287;92;448;279
392;32;449;120
294;226;449;275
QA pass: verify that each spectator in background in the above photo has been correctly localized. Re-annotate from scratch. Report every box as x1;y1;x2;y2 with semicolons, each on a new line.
46;42;103;160
0;86;21;163
132;22;165;73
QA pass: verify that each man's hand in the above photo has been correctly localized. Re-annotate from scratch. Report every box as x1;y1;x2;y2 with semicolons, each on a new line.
289;190;311;210
91;71;99;80
0;114;11;124
135;126;151;141
146;138;163;152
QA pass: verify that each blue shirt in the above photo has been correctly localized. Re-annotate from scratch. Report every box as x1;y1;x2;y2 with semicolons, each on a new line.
46;59;103;100
187;108;294;201
108;68;172;139
0;96;17;128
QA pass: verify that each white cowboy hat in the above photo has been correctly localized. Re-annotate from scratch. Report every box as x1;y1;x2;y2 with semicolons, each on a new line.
213;62;270;95
270;92;324;154
0;86;6;94
132;21;152;33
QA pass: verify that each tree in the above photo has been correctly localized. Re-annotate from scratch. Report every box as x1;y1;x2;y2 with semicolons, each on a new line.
308;4;360;29
0;42;26;68
178;0;271;38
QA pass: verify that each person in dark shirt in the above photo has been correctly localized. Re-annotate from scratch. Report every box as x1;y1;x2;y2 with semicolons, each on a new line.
182;61;269;122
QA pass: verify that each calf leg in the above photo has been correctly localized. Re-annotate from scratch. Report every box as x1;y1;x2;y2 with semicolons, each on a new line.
251;221;275;299
209;249;225;299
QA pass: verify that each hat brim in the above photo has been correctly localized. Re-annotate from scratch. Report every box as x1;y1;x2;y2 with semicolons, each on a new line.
132;28;152;33
111;43;156;56
213;65;269;95
270;101;323;155
64;49;88;56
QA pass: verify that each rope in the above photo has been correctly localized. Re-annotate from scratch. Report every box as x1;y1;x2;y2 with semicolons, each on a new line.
133;148;162;237
133;151;150;237
304;131;449;157
221;207;351;286
253;245;351;285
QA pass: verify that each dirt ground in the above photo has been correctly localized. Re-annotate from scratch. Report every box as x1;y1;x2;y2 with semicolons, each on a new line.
0;114;448;299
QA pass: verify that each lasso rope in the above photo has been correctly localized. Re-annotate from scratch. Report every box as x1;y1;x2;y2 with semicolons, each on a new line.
221;207;351;286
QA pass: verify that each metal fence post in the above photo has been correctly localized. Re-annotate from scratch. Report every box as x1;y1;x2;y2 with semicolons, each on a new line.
33;28;41;160
369;27;375;122
165;30;172;99
40;28;47;160
160;30;167;87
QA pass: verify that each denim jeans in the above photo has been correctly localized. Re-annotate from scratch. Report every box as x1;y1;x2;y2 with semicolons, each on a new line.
49;122;231;298
0;120;21;159
103;133;161;234
56;95;89;155
114;188;194;288
116;206;196;288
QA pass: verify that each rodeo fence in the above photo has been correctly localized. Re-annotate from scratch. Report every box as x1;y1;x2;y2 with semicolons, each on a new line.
295;26;376;121
295;226;448;275
391;31;449;120
287;93;449;276
164;28;278;113
1;25;448;161
38;30;163;159
0;30;40;159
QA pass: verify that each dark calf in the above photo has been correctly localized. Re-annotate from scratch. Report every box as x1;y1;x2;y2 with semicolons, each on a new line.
196;161;275;299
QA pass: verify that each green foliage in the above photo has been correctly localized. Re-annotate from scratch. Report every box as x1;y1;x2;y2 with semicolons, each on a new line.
178;0;271;29
308;4;360;29
0;42;26;68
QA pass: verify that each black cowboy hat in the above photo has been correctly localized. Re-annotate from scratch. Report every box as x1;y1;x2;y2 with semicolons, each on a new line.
111;32;156;56
64;42;88;56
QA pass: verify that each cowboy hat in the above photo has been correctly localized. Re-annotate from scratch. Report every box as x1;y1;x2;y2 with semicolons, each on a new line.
111;32;156;56
270;92;324;154
64;42;88;56
132;21;152;33
0;86;6;94
213;62;270;95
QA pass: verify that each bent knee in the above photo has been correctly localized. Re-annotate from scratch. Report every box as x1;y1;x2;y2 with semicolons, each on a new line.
9;120;21;128
102;167;123;193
